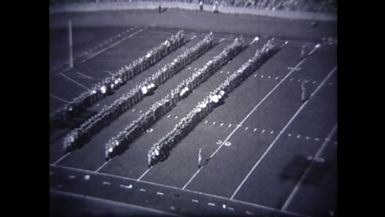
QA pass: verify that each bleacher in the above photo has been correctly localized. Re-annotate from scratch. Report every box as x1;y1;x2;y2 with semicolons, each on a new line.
50;0;337;14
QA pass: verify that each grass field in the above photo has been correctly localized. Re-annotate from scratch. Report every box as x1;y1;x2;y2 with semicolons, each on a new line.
50;24;337;217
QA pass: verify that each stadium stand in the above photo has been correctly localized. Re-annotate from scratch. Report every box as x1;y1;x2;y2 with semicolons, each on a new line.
50;0;337;14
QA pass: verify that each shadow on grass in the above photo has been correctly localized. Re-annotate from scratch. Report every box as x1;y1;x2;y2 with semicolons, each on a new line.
279;154;331;186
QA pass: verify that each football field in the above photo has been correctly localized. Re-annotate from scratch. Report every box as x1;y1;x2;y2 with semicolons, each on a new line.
50;14;337;217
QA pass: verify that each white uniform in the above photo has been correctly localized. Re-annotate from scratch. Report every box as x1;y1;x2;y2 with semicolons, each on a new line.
301;80;307;102
198;148;202;168
301;45;308;59
213;1;219;13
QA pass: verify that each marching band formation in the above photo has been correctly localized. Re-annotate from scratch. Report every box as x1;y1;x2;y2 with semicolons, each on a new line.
147;38;281;167
62;32;215;152
59;33;282;167
104;37;245;160
52;30;185;128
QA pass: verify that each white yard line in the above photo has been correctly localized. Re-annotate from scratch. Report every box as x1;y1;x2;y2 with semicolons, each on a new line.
58;73;90;90
105;70;114;76
230;66;336;200
281;124;337;211
50;94;71;104
52;27;142;77
182;169;201;190
50;163;309;217
182;46;318;190
94;161;109;172
76;71;94;80
51;189;182;216
75;28;144;66
137;168;151;181
52;152;71;165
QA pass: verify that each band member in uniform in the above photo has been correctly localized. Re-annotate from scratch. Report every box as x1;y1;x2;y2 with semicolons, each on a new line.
301;80;308;102
213;0;219;13
198;147;203;168
301;44;308;59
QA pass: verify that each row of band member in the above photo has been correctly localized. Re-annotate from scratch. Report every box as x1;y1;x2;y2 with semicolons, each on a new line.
63;32;215;152
104;37;245;160
147;38;281;167
52;30;185;127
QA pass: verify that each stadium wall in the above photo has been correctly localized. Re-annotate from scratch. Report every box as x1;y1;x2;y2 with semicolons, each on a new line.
50;5;336;42
49;2;336;21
